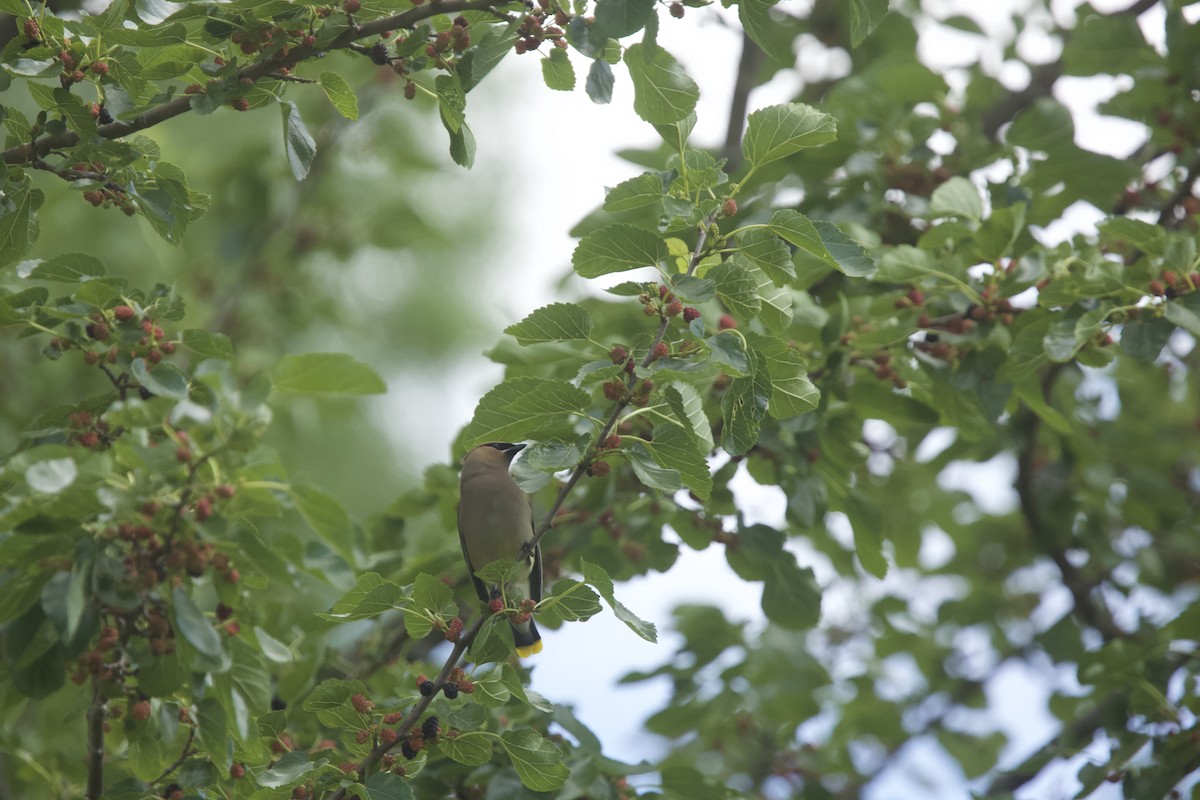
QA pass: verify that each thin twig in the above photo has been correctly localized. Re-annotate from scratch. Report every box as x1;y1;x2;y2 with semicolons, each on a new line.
85;679;106;800
151;727;197;785
1;0;504;166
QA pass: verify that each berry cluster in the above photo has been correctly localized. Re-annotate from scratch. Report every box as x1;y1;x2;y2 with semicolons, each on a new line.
67;411;112;449
1149;269;1200;299
47;302;179;379
513;3;568;54
415;669;475;700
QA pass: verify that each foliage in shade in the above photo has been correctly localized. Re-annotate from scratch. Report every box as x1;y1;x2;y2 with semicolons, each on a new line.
1;1;1200;799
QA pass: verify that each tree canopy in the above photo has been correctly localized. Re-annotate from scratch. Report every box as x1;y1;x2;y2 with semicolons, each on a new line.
1;0;1199;799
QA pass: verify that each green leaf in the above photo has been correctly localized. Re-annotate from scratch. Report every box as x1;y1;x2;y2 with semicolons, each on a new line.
735;229;794;285
291;484;356;567
171;586;222;659
849;0;889;46
320;573;405;622
663;382;714;454
751;336;819;418
726;525;821;629
501;729;571;791
271;352;386;396
131;359;189;400
436;74;466;134
738;0;796;63
593;0;655;41
365;772;415;800
623;43;699;125
814;220;876;278
302;678;367;711
663;765;727;800
644;423;712;499
504;303;593;344
604;172;665;211
181;329;234;360
743;103;837;168
0;185;44;268
411;572;457;622
767;210;834;266
572;223;667;278
258;751;317;788
585;59;615;104
26;252;105;282
930;176;984;222
541;47;575;91
1164;301;1200;337
845;491;887;578
721;349;770;455
625;441;682;493
446;119;477;169
581;558;657;642
280;102;317;182
749;264;793;332
320;71;359;120
537;579;603;625
709;262;761;321
706;329;751;377
197;696;231;772
460;23;518;92
1098;216;1164;256
440;731;494;766
463;377;589;447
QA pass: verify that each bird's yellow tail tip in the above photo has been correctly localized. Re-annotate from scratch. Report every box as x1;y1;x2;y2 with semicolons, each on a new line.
516;641;543;658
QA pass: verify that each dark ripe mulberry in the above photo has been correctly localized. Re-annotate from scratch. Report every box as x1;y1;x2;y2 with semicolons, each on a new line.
371;41;389;65
443;682;460;699
421;715;439;740
401;740;417;759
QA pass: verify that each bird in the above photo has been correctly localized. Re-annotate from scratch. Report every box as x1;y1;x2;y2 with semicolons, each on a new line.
457;442;543;657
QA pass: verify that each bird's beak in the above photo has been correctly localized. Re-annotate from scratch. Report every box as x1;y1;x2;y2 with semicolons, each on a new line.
506;443;527;455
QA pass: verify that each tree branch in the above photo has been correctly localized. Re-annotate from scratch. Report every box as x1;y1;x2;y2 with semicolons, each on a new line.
151;727;196;786
1157;155;1200;229
1;0;505;166
85;679;106;800
722;31;763;169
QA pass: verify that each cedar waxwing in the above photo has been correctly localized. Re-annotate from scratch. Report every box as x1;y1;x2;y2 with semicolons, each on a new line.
458;442;543;657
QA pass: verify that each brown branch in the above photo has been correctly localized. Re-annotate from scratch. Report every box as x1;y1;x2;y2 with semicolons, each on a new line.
1158;156;1200;229
151;727;197;785
328;614;488;800
523;211;721;557
981;60;1063;140
1117;0;1161;15
1;0;504;166
722;31;763;169
85;679;106;800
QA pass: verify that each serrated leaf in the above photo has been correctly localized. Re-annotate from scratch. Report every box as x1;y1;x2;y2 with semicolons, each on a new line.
501;729;571;791
446;119;476;168
572;224;667;278
302;678;367;711
604;173;665;212
706;329;751;377
743;103;837;168
0;185;44;268
171;586;222;658
644;423;711;499
767;210;834;266
709;261;761;321
271;352;386;396
626;441;682;493
815;220;876;277
623;43;698;125
1164;301;1200;337
751;336;819;418
280;102;317;182
749;264;793;332
463;377;589;447
585;59;615;104
581;558;657;642
541;47;575;91
131;359;189;400
930;176;984;222
460;22;518;92
181;329;234;360
849;0;889;46
321;573;405;622
320;71;358;120
26;252;105;282
441;731;494;766
735;229;794;285
537;579;603;625
664;382;714;454
504;303;593;344
197;696;230;772
257;751;316;788
721;349;770;455
364;772;415;800
436;74;466;133
593;0;654;40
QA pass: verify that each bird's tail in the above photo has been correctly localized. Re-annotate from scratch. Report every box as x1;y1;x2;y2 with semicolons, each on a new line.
511;618;542;657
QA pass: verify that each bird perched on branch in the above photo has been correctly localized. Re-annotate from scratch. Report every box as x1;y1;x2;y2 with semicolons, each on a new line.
458;442;542;657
